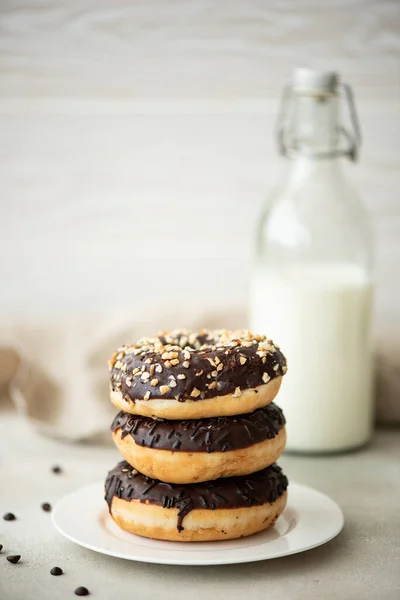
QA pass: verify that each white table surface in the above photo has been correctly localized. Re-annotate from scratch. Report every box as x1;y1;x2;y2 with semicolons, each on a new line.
0;411;399;600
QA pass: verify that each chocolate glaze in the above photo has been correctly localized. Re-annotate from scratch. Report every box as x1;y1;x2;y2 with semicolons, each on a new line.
105;460;288;531
111;403;285;453
110;329;287;402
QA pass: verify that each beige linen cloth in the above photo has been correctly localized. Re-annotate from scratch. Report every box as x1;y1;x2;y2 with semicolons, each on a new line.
0;310;399;442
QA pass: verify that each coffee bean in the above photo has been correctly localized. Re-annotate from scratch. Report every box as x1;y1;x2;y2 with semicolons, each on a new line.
50;567;63;576
74;586;89;596
41;503;52;512
6;555;21;564
3;513;16;521
51;465;62;474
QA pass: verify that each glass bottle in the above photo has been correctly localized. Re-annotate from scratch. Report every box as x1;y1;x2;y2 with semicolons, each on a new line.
250;69;374;453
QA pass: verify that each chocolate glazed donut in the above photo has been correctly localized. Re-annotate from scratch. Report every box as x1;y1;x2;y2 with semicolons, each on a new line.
105;461;288;542
111;404;286;483
109;329;287;419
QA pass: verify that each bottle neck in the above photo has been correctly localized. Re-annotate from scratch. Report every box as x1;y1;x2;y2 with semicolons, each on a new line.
292;93;338;158
284;95;344;191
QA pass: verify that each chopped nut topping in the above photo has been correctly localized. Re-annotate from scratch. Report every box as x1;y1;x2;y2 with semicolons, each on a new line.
150;378;159;386
188;333;197;345
195;370;204;377
164;361;172;368
116;352;125;360
211;370;218;377
141;372;150;381
109;351;119;368
155;364;163;373
170;358;180;366
208;381;218;390
214;356;220;365
232;387;242;398
144;357;153;364
190;388;201;398
144;391;151;400
239;356;247;365
160;385;171;395
206;357;216;367
182;361;190;368
126;380;132;387
177;373;186;380
184;350;191;360
262;372;270;383
149;364;155;376
162;351;179;360
169;380;177;388
217;363;224;372
132;368;140;375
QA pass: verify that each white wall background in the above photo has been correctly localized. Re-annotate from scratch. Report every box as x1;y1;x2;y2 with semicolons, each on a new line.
0;0;399;348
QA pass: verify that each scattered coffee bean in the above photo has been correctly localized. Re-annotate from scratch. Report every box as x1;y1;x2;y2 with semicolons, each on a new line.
0;544;3;552
74;586;89;596
50;566;63;576
6;555;21;564
41;503;52;512
51;465;62;474
3;513;16;521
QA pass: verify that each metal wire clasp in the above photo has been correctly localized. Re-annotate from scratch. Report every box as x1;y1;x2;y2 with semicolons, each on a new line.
275;81;361;162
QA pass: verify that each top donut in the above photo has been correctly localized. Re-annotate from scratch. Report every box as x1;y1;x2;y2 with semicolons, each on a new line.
109;329;287;419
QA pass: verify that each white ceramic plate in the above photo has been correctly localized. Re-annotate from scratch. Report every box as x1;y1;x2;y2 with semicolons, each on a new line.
52;482;344;566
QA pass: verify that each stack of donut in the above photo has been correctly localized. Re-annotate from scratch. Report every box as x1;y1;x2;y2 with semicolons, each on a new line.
105;329;288;542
